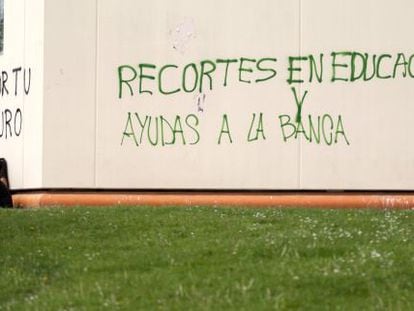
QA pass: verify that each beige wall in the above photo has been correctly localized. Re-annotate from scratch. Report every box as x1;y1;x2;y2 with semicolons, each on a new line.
3;0;414;190
0;0;44;189
300;0;414;189
96;0;300;189
42;0;96;188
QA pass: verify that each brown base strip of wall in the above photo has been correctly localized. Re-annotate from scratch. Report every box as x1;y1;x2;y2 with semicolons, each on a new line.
11;192;414;209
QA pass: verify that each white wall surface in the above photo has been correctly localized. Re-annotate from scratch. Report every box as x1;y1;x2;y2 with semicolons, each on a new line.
42;0;96;188
300;0;414;190
0;0;44;190
4;0;414;190
96;0;300;189
23;0;44;189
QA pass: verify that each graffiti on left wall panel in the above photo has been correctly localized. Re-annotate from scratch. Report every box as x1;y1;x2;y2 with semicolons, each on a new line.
0;67;31;140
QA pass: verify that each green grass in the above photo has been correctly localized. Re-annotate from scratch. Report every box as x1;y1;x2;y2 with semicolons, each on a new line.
0;207;413;310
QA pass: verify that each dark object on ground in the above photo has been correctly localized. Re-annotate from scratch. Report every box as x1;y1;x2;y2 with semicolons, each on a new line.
0;182;12;208
0;158;12;208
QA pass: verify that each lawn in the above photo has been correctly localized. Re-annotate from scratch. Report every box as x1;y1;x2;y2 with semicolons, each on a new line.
0;207;413;310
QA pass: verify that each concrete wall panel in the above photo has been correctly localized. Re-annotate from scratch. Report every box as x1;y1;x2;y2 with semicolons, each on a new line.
23;0;44;189
0;0;26;189
300;0;414;190
95;0;301;189
4;0;414;191
42;0;97;188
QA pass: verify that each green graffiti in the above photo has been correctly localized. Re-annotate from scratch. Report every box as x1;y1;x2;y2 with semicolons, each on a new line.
182;63;199;93
216;59;238;87
121;112;139;146
321;114;334;145
285;51;414;85
287;55;324;84
255;58;278;83
117;51;414;151
309;54;324;83
185;114;201;145
247;113;266;142
158;64;180;95
239;57;256;84
139;64;156;95
118;65;137;98
218;114;233;144
331;52;352;82
287;56;307;84
278;114;350;146
329;52;414;82
334;115;350;145
121;113;200;147
278;115;296;142
199;60;217;92
291;87;309;123
117;57;278;98
308;115;321;144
